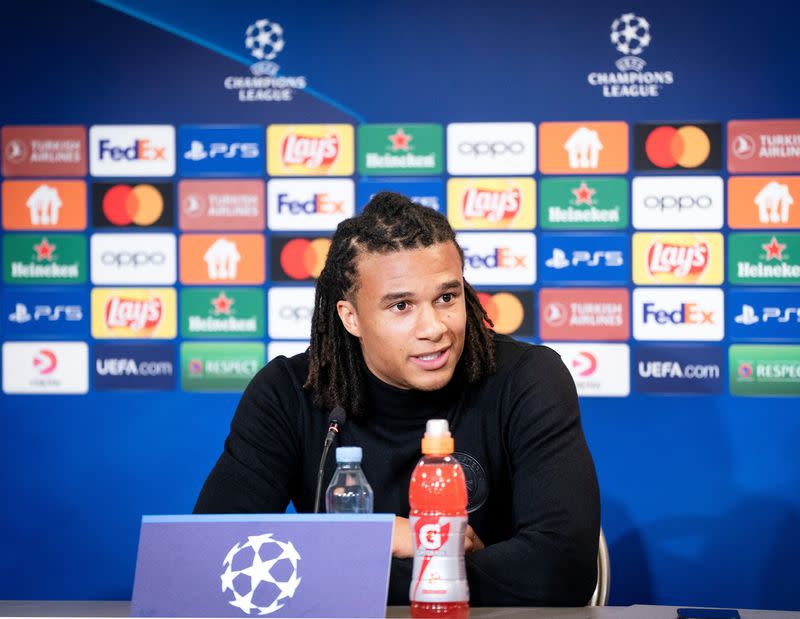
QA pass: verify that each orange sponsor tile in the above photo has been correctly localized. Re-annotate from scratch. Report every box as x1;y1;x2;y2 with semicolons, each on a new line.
179;234;265;285
728;176;800;229
2;180;87;230
539;122;629;174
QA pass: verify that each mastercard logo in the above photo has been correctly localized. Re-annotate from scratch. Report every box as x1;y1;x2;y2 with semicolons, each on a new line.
634;123;721;172
92;182;173;228
476;291;533;336
278;238;331;280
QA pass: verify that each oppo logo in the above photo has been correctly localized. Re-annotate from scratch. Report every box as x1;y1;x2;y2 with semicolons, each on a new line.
457;141;525;157
101;251;166;267
644;194;712;210
279;305;313;320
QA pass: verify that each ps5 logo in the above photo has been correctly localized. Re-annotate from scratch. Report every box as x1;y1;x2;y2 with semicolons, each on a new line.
734;304;800;325
184;141;260;161
545;248;624;269
8;303;83;323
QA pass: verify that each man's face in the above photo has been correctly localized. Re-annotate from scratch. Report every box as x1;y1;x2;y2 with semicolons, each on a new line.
336;242;467;391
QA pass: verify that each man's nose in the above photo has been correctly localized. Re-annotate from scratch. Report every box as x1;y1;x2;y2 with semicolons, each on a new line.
416;304;447;340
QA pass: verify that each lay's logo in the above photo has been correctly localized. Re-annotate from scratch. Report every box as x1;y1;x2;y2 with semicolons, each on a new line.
91;288;176;339
447;178;535;230
267;124;354;176
633;232;723;285
457;232;536;285
647;240;708;277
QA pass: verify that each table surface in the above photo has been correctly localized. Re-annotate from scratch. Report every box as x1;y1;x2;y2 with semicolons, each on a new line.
0;601;798;619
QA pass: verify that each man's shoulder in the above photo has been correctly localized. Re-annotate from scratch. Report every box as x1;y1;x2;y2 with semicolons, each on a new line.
491;332;564;376
251;348;310;392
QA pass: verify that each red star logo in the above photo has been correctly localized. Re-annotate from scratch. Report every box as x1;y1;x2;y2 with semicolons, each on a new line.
571;181;596;205
210;291;234;315
388;128;412;151
33;238;56;261
762;236;786;261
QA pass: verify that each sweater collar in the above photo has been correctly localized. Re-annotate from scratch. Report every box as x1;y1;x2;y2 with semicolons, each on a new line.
363;364;463;421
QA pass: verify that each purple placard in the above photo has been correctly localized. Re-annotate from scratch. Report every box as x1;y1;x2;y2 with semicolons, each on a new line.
131;514;394;618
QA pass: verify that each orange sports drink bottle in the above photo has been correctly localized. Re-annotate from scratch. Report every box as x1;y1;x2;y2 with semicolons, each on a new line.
409;419;469;619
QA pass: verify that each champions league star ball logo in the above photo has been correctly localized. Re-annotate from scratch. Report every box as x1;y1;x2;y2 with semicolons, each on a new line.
220;533;302;615
245;19;285;61
610;13;651;57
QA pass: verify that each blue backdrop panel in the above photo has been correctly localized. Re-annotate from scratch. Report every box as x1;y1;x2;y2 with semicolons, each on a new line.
1;0;799;611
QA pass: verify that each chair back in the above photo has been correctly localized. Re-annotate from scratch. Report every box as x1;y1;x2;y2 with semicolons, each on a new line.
587;528;610;606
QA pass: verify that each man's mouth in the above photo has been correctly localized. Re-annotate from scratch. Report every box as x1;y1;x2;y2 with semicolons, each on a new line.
411;347;450;370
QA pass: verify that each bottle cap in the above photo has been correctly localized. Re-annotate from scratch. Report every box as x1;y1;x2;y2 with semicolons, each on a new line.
335;446;363;463
421;419;455;455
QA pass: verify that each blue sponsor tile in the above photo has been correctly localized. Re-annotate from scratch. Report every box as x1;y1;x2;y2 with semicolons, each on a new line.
93;343;176;391
178;125;264;177
1;288;90;337
727;289;800;341
634;345;724;394
357;179;444;212
539;233;629;285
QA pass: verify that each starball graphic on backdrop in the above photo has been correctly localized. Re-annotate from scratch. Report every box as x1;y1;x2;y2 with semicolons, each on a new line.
587;13;675;98
223;18;308;103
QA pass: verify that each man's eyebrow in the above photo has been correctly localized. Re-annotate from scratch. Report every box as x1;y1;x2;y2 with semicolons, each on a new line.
439;280;462;292
380;291;414;304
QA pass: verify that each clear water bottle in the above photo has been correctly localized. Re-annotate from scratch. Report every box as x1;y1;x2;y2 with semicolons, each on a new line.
325;447;374;513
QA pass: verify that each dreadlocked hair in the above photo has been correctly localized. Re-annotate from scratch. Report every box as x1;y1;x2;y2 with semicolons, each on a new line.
304;191;496;419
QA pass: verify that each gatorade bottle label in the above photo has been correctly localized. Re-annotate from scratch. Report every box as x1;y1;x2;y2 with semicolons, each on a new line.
410;515;469;602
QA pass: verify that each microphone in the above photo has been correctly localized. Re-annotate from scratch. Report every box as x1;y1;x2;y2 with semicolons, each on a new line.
313;406;347;513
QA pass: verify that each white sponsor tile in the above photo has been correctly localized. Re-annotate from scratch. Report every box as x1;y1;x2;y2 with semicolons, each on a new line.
267;341;310;361
3;341;88;394
267;179;354;231
90;233;177;285
89;125;175;177
457;232;536;285
632;176;723;230
545;342;630;397
633;287;725;341
268;287;316;339
447;122;536;175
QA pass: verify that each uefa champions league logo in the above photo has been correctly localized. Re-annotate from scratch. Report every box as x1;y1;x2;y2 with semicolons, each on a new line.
245;18;285;76
220;533;302;615
610;13;651;71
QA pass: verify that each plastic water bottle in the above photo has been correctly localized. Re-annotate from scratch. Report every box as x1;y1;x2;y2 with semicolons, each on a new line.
325;446;374;513
409;419;469;618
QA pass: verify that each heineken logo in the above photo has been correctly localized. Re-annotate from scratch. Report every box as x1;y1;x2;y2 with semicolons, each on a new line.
729;233;800;284
358;124;442;175
180;288;264;338
3;233;86;284
540;178;628;229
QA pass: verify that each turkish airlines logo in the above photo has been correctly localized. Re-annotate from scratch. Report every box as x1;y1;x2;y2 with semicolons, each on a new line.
538;288;629;341
727;120;800;173
2;125;87;177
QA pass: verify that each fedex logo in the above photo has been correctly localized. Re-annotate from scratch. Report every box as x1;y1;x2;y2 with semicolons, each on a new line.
277;193;345;215
90;125;175;177
727;290;800;341
268;179;354;231
457;232;536;285
633;288;724;341
642;303;715;325
98;139;165;161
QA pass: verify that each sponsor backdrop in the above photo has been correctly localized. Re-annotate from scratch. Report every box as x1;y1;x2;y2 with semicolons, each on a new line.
1;0;799;610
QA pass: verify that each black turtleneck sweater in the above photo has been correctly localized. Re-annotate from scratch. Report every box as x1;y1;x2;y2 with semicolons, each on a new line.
194;334;600;606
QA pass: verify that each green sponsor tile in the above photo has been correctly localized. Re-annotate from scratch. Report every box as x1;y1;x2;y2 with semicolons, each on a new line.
539;177;628;230
358;124;443;175
181;342;265;392
728;233;800;285
729;345;800;396
180;288;265;339
2;233;86;284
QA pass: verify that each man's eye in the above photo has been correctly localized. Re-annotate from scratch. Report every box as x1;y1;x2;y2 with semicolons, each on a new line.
393;301;407;312
441;293;454;303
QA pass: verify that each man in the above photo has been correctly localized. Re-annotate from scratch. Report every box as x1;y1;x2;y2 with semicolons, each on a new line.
195;192;600;605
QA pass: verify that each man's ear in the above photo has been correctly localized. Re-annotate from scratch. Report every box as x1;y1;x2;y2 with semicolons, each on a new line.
336;300;361;338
